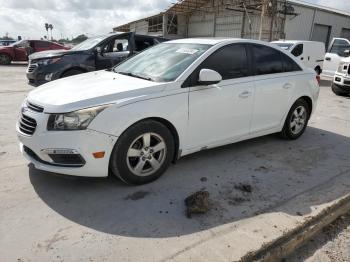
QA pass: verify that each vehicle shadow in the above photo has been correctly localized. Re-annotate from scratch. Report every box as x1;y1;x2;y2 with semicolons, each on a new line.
29;127;350;238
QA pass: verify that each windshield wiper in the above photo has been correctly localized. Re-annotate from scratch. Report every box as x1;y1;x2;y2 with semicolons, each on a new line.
116;71;154;81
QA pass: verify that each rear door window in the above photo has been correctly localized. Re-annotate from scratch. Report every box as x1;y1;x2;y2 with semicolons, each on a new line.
291;44;303;57
282;53;302;72
251;44;283;75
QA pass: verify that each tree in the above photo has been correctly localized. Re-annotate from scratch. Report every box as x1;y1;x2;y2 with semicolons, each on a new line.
45;23;49;39
48;24;53;40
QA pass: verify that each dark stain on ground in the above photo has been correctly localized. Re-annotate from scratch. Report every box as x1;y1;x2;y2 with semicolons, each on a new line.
235;183;253;193
124;191;150;201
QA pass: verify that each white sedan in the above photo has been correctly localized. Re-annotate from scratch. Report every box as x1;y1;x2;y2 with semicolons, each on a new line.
17;38;320;185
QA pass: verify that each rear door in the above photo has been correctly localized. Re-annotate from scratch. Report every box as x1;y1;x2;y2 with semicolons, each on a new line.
13;41;28;61
249;44;301;133
323;38;350;78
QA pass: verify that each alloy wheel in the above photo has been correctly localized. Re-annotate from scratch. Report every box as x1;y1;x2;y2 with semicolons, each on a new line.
290;105;307;135
126;132;167;176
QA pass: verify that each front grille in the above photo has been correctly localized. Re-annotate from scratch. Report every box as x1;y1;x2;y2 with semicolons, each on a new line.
19;114;37;135
27;63;38;73
344;80;350;86
27;101;44;113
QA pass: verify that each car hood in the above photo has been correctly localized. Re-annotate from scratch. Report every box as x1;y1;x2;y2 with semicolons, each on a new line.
29;49;74;60
27;70;165;113
340;57;350;63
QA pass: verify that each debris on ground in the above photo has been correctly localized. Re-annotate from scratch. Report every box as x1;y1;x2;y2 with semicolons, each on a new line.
184;191;210;218
200;177;207;182
254;165;269;172
124;191;150;201
234;183;253;193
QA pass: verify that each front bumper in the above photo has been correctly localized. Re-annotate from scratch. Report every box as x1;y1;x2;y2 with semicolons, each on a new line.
16;109;117;177
333;74;350;93
26;62;61;86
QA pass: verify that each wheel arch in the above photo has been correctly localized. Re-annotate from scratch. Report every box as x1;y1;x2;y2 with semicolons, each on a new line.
113;117;181;163
59;67;87;78
296;96;313;118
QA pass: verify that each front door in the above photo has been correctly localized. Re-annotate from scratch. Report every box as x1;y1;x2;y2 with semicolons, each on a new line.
186;44;254;150
95;33;132;70
323;38;350;78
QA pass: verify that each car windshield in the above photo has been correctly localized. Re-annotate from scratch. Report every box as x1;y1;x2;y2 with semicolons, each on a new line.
113;43;211;82
273;43;294;50
9;40;25;47
71;36;108;51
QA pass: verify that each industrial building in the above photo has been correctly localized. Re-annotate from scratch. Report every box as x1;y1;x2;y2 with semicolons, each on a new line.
113;0;350;48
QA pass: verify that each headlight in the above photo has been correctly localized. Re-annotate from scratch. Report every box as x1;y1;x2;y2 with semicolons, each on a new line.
47;105;108;131
337;62;348;73
37;57;61;66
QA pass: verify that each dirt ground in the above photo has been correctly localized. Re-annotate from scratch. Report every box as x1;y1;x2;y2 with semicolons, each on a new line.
288;212;350;262
1;63;350;261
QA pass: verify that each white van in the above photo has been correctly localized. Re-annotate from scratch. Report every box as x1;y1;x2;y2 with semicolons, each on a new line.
272;40;325;74
322;38;350;79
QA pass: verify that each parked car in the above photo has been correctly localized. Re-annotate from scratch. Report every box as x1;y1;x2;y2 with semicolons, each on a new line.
272;40;325;75
0;39;16;46
322;38;350;78
26;32;167;86
17;38;320;185
0;40;68;65
332;55;350;96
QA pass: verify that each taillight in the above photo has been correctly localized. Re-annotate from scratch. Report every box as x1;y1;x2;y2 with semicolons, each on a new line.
316;75;321;86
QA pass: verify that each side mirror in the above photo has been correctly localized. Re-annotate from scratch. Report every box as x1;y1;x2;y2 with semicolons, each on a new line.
198;69;222;85
344;49;350;57
96;47;102;54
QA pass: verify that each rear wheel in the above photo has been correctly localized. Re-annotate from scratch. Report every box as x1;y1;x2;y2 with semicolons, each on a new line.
0;54;11;65
61;69;84;78
110;120;175;185
280;99;310;140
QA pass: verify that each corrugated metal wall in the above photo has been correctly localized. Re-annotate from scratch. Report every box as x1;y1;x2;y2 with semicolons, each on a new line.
188;12;215;37
214;10;243;37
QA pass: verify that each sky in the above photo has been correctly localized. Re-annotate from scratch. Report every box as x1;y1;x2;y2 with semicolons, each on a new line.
0;0;350;40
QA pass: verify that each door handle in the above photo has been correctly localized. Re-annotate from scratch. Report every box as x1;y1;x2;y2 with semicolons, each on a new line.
239;91;251;98
301;57;304;60
283;83;292;89
325;57;331;61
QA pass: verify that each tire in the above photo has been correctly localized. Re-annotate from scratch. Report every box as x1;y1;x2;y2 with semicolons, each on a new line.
280;99;310;140
0;54;11;65
61;69;84;78
110;120;175;185
332;84;348;96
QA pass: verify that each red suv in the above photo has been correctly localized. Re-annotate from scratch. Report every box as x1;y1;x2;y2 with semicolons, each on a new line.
0;40;69;65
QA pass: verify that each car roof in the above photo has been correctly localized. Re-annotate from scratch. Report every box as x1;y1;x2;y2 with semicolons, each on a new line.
272;40;324;45
166;38;279;46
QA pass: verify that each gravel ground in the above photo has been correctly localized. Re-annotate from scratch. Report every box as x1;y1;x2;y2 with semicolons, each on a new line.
288;212;350;262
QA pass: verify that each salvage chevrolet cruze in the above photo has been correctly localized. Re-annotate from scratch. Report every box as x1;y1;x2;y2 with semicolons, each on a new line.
17;38;320;185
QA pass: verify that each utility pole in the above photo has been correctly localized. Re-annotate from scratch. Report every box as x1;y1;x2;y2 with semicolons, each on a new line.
259;0;267;40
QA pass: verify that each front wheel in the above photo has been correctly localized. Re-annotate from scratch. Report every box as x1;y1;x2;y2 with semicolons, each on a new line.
332;84;348;96
110;120;175;185
280;99;310;140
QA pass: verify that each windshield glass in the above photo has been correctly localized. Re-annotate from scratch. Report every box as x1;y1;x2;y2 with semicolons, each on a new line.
273;42;294;50
71;36;107;51
10;40;25;47
114;43;211;82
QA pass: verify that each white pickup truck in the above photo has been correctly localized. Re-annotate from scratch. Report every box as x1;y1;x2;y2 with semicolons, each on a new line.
323;38;350;96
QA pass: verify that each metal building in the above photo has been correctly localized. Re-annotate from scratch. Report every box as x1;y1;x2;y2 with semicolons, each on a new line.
113;0;350;47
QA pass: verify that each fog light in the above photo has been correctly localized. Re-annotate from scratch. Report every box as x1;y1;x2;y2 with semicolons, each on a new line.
45;73;53;81
335;77;341;82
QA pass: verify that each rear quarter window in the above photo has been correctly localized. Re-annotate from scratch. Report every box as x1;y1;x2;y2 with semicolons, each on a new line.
251;44;284;75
